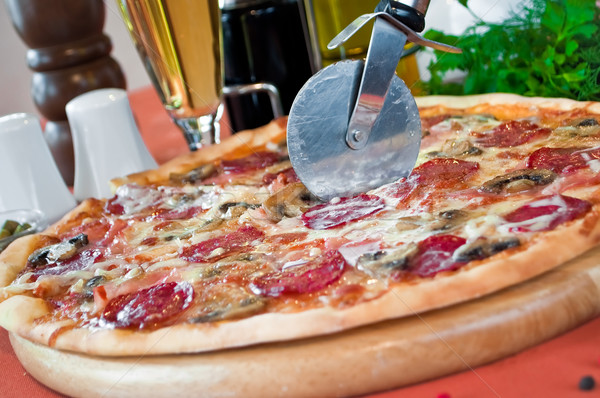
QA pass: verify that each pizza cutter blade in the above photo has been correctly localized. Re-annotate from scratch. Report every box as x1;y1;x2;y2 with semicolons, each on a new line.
287;59;421;201
287;1;461;201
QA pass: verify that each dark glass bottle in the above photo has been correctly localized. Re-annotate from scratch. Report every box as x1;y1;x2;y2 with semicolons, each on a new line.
221;0;314;132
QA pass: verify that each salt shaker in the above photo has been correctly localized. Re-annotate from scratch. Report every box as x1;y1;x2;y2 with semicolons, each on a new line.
66;88;157;201
0;113;77;223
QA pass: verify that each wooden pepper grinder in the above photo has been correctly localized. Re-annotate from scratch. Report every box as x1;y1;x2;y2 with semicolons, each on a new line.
4;0;126;185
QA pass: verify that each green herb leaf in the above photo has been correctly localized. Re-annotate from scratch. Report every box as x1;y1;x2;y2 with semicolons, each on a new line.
422;0;600;101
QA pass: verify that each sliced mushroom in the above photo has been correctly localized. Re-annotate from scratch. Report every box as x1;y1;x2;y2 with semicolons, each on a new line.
396;210;468;232
429;209;469;231
395;216;422;232
262;182;319;222
356;244;418;277
218;202;261;219
169;163;217;184
191;287;265;323
27;233;89;267
480;169;557;194
440;139;483;157
574;118;599;127
82;275;106;298
453;237;520;262
555;120;600;138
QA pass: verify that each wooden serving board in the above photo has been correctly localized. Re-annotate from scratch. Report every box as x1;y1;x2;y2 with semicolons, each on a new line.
10;246;600;398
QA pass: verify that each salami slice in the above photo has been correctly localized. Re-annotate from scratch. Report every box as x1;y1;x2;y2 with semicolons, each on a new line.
249;250;347;297
301;194;385;230
102;281;194;328
475;121;551;147
502;194;592;233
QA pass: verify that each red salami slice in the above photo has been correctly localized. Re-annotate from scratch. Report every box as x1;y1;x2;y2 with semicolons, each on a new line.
386;158;479;199
407;235;467;277
421;114;451;131
102;281;194;328
301;194;385;230
475;121;551;147
105;197;125;215
154;206;203;221
221;151;281;174
249;250;347;297
104;184;163;216
180;224;265;263
527;146;600;175
502;194;592;233
412;158;479;187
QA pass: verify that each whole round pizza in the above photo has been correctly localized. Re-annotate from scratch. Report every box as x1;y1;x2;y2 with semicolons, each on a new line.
1;95;600;387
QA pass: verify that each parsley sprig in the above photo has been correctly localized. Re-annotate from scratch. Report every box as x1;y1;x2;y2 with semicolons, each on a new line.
422;0;600;101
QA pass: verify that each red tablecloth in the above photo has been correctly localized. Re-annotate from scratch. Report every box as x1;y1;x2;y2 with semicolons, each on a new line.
1;87;599;397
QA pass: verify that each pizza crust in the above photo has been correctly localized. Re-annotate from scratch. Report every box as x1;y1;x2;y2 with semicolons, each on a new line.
110;117;288;189
416;93;600;114
1;94;600;356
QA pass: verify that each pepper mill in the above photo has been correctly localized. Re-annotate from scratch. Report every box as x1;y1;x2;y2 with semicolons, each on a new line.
4;0;126;185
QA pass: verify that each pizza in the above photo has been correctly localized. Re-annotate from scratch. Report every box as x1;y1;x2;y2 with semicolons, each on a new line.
1;93;600;357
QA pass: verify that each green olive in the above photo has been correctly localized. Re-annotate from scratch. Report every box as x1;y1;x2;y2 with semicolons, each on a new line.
13;223;32;235
1;220;19;234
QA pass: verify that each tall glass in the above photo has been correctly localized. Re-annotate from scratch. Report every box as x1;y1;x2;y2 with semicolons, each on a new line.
117;0;222;150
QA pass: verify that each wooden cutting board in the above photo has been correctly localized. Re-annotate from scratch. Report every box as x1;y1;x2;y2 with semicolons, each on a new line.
10;245;600;398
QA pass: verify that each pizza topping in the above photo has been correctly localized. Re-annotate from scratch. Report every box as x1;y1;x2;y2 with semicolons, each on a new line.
105;184;166;216
263;182;318;222
191;286;265;323
249;250;347;297
218;202;261;220
452;237;520;262
386;158;479;201
169;163;217;184
154;206;203;221
501;194;592;233
576;118;599;127
430;139;482;158
27;234;89;268
180;224;265;263
262;167;299;186
101;281;194;329
356;244;418;277
480;169;557;194
406;235;467;277
421;114;451;133
221;151;281;174
395;210;468;233
527;146;600;175
474;121;551;147
412;158;480;188
301;194;385;230
82;275;106;299
30;248;103;277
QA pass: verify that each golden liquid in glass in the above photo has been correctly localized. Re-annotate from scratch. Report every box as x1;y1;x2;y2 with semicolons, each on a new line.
312;0;379;63
118;0;221;119
311;0;420;93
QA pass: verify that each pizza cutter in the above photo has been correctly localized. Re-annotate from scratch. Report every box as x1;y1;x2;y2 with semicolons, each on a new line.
287;0;461;200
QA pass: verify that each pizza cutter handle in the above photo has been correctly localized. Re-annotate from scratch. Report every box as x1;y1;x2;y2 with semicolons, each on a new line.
374;0;431;33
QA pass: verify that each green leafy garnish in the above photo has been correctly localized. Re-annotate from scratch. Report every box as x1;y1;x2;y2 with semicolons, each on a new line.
422;0;600;100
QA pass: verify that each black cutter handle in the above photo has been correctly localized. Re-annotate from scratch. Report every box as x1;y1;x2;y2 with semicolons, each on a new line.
375;0;430;32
